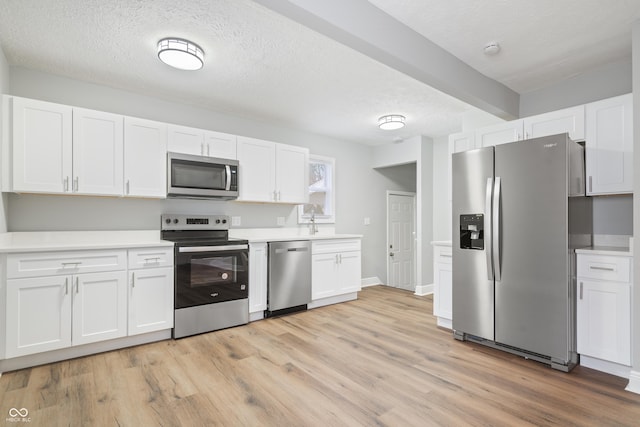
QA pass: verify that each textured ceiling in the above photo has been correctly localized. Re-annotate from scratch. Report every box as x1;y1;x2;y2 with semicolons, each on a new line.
0;0;638;146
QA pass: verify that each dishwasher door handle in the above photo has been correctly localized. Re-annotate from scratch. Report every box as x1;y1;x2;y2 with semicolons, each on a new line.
275;247;309;254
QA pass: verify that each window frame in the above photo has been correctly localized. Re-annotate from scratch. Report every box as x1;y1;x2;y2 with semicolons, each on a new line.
298;155;336;224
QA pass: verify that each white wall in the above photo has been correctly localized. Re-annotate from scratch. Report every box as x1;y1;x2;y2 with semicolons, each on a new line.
431;136;450;241
0;49;8;232
5;66;395;282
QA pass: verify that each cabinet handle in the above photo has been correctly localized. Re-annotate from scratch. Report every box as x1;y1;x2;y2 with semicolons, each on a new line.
126;180;130;195
64;176;69;192
75;277;79;294
144;257;161;264
339;254;342;264
335;254;339;264
277;191;281;201
73;177;79;192
132;272;135;288
525;131;529;140
65;278;69;295
61;262;82;268
273;190;277;201
589;266;615;271
207;144;210;156
441;253;452;258
588;176;592;193
579;282;583;300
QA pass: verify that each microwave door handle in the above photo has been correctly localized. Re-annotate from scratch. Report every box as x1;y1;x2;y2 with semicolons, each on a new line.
225;165;231;191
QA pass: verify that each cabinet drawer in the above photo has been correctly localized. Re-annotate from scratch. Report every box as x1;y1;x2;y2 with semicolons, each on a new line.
577;254;631;282
312;239;361;254
128;247;174;269
435;248;452;264
7;250;127;279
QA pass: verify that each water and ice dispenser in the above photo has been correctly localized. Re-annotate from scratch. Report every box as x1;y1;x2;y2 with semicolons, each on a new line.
459;214;484;250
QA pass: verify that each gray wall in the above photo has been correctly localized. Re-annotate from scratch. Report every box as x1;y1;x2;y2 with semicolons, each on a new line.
5;67;394;282
631;18;640;388
431;136;450;241
0;49;8;232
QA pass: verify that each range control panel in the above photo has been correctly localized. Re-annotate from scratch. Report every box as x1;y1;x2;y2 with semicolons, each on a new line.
161;214;229;231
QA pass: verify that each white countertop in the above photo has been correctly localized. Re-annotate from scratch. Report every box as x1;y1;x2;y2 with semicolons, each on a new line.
0;230;172;253
575;246;632;256
229;227;361;243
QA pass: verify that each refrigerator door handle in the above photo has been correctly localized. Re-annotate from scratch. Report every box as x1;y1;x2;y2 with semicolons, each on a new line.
485;177;494;281
492;177;502;281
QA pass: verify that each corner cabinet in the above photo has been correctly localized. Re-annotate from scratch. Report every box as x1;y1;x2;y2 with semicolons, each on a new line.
236;136;309;204
576;252;632;376
311;239;361;305
585;93;633;195
432;242;452;329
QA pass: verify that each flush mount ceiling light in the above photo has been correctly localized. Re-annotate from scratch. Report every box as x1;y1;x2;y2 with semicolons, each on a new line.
378;114;405;130
157;38;204;71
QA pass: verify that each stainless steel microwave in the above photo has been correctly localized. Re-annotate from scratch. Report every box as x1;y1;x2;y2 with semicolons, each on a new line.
167;152;239;200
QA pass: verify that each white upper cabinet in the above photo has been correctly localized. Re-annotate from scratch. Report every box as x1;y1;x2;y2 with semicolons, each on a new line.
10;97;124;196
523;105;585;141
168;124;237;159
236;136;309;204
448;131;475;153
585;93;633;195
124;117;167;198
11;97;73;193
72;108;124;196
204;130;237;159
167;124;204;156
475;120;522;147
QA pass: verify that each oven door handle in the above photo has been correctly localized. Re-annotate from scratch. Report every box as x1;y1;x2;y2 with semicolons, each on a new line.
178;244;249;253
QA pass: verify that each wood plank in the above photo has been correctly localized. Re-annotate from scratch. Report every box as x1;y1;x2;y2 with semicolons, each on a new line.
1;285;639;426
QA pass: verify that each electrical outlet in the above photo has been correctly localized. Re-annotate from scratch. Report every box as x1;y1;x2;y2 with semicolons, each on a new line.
364;217;371;226
277;216;286;226
231;216;241;226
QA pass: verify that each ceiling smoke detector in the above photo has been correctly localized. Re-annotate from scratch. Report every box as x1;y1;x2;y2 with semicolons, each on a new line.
483;42;501;55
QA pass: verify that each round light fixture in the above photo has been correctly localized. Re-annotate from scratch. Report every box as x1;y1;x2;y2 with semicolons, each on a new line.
157;38;204;71
378;114;405;130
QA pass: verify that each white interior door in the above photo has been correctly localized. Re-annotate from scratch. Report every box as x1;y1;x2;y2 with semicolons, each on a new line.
387;192;416;291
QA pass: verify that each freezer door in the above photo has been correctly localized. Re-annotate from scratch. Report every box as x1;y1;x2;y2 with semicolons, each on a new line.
452;147;495;341
494;134;570;362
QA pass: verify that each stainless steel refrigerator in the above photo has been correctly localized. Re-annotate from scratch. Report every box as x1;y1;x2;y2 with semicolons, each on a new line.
452;133;592;371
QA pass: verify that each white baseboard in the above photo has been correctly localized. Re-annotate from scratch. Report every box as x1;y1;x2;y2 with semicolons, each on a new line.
361;276;382;287
626;370;640;394
580;355;631;379
414;283;433;296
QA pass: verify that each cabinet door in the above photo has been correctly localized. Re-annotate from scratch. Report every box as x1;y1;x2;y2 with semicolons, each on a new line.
434;258;453;320
448;131;476;201
72;108;124;196
72;271;127;345
6;276;72;358
523;105;585;141
312;253;339;299
585;94;633;195
275;143;309;204
337;251;361;294
124;117;168;198
167;124;204;156
11;97;72;193
204;130;237;159
577;279;631;365
236;136;276;202
128;267;174;335
249;243;268;314
475;120;522;148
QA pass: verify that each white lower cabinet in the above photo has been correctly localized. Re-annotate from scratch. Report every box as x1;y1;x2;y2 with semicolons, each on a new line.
576;253;632;373
249;242;268;319
432;243;452;329
127;247;174;335
311;239;361;301
5;250;128;358
4;246;174;360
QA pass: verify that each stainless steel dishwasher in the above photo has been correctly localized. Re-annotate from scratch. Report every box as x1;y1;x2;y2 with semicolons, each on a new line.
266;240;311;317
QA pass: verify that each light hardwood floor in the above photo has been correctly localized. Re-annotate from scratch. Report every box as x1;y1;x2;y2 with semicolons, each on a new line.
1;285;640;426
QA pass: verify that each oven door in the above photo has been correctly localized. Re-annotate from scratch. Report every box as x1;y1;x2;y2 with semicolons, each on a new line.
174;244;248;309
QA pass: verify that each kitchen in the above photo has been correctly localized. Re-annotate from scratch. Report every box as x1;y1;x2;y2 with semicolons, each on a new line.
1;0;640;425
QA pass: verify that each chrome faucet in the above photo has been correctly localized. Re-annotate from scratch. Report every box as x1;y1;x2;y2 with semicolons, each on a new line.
309;208;318;235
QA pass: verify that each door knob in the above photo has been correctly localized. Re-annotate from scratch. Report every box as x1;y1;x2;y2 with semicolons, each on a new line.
389;252;395;257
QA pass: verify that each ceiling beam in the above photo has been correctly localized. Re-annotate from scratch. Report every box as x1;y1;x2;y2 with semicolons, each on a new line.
254;0;520;120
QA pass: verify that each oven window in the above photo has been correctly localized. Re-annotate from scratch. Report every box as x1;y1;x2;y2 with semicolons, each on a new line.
190;256;236;287
171;159;226;190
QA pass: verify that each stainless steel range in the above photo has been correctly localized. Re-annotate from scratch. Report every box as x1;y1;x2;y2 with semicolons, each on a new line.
161;214;249;338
